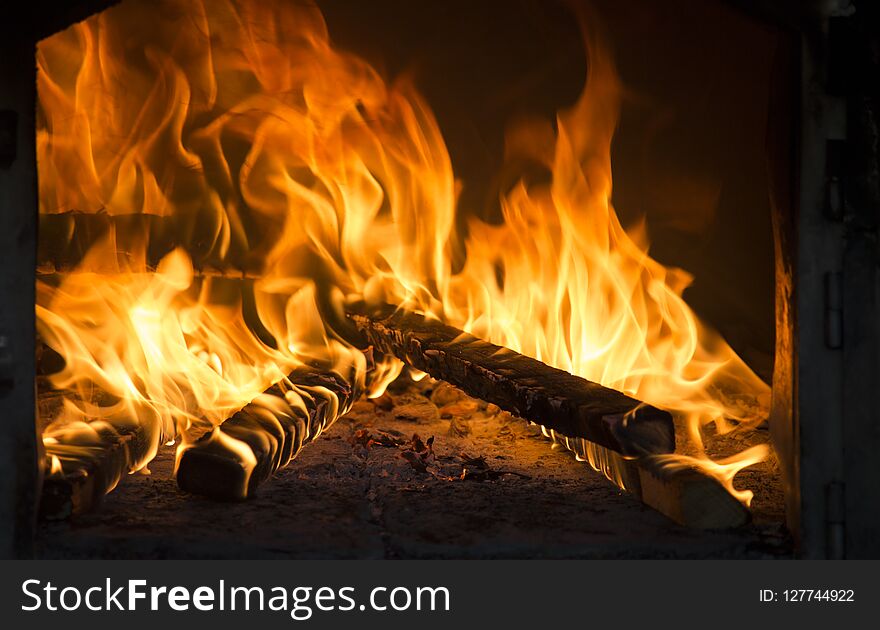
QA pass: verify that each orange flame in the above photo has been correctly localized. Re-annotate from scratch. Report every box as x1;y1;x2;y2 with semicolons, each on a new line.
36;0;770;499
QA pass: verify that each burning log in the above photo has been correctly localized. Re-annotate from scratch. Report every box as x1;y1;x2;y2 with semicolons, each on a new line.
633;458;751;529
561;435;751;528
347;305;753;528
175;370;354;501
40;423;151;520
346;303;675;457
38;368;354;511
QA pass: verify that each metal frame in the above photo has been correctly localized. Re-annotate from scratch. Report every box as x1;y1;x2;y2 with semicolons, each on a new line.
736;0;880;558
0;25;39;559
0;0;118;560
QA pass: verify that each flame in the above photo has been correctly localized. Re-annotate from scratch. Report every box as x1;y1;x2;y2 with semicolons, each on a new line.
36;0;770;502
647;445;771;507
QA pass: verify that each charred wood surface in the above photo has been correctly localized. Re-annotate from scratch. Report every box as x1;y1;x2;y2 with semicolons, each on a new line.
175;371;354;501
347;304;675;457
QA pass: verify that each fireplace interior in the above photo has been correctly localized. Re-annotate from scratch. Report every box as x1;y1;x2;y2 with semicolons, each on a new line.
0;0;877;559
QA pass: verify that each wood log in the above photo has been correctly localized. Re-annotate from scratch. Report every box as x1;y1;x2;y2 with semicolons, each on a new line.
348;304;749;528
561;434;750;528
635;459;751;529
175;370;354;501
39;424;151;520
346;303;675;457
37;368;354;511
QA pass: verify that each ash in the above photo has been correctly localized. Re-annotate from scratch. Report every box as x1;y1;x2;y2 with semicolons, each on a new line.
37;377;789;559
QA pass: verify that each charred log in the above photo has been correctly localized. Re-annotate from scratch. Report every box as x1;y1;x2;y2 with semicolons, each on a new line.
38;369;355;511
175;370;354;501
40;423;151;520
346;303;675;457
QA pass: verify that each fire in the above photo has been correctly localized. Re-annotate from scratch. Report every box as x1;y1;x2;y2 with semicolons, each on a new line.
37;241;300;470
36;0;770;501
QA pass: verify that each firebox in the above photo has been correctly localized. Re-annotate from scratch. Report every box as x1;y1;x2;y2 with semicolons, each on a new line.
0;0;877;559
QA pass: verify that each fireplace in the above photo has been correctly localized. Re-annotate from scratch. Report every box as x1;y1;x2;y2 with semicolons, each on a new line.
0;0;877;559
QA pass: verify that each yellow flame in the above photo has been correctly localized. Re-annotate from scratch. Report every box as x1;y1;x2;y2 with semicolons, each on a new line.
36;0;770;502
646;445;771;507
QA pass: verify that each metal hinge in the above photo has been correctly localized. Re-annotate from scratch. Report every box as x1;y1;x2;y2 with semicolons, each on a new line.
824;272;843;349
826;481;846;559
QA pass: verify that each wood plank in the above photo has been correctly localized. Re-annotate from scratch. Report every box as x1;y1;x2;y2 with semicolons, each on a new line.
346;303;675;457
635;460;751;529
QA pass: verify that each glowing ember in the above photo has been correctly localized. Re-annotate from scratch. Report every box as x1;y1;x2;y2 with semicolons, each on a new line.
36;0;770;502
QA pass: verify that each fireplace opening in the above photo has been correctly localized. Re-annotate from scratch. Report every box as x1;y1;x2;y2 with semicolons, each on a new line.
33;0;786;556
1;0;873;559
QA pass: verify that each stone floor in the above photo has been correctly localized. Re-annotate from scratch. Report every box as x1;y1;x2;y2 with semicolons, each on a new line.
36;377;791;559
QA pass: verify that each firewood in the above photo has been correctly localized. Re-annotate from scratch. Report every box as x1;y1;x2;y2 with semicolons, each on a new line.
38;369;353;512
175;370;354;501
634;458;751;529
39;423;150;520
346;303;675;457
346;304;749;528
561;435;750;528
